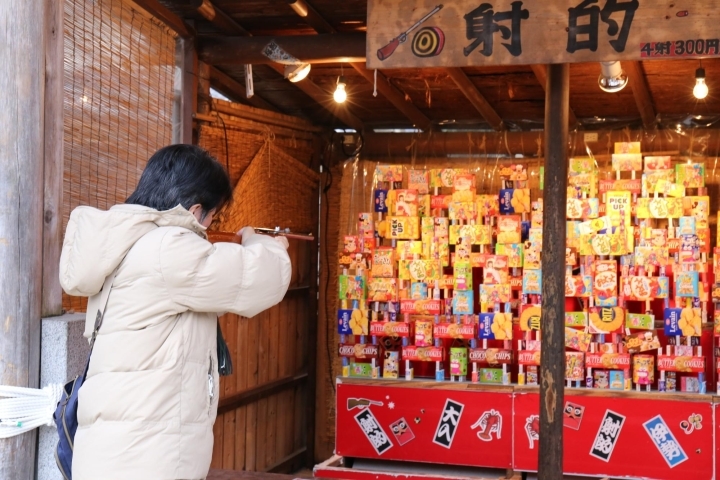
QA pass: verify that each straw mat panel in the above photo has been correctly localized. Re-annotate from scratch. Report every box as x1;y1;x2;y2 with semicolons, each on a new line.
216;141;319;234
62;0;175;312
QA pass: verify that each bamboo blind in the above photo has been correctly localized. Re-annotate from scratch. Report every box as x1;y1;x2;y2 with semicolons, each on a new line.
62;0;176;312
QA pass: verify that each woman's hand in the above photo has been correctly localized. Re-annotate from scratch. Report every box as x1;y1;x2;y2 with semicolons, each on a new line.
238;226;255;239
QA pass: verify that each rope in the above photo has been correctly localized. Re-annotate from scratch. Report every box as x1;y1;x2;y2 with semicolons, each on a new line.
0;383;64;438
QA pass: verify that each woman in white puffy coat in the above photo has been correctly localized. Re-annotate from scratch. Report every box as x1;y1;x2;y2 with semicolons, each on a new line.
59;145;291;480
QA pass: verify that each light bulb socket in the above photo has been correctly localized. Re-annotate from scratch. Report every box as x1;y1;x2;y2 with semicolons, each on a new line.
696;67;706;80
337;75;346;86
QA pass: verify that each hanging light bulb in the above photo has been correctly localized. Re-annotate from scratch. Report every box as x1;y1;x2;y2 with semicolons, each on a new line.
598;61;628;93
694;67;708;99
333;76;347;103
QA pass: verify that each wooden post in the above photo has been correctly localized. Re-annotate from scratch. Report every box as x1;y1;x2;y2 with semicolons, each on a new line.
42;0;65;318
538;63;569;480
173;37;197;145
0;0;46;478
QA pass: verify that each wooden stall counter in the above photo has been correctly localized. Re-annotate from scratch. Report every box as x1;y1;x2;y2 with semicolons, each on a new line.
330;378;717;480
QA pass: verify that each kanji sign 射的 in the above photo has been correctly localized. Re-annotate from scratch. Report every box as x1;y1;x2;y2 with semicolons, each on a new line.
367;0;720;68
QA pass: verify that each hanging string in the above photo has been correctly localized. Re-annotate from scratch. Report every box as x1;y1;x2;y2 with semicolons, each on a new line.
373;69;378;97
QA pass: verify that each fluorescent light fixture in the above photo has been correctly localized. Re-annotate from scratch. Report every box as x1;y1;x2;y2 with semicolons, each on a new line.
598;61;628;93
284;63;311;83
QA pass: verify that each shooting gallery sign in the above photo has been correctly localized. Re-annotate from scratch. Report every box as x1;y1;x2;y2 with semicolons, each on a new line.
367;1;720;68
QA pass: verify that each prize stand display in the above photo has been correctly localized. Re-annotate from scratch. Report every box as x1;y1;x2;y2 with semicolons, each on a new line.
318;145;720;480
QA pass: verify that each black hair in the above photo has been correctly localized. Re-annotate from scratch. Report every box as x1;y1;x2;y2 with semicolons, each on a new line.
126;144;232;218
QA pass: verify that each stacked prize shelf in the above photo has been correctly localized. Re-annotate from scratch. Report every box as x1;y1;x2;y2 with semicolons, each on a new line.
336;149;714;392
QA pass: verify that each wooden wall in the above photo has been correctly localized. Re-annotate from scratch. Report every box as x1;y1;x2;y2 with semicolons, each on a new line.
200;102;321;472
212;239;315;472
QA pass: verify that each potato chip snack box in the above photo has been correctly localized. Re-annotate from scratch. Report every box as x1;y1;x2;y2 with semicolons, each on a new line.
371;247;395;278
368;278;399;302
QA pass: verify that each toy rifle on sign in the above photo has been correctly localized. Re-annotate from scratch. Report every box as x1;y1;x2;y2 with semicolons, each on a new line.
207;227;314;244
376;4;443;60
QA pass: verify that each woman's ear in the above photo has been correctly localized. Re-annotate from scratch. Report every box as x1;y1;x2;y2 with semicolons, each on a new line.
188;204;203;222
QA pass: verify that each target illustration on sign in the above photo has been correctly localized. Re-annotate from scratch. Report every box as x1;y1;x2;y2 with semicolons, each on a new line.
377;5;444;60
412;27;445;58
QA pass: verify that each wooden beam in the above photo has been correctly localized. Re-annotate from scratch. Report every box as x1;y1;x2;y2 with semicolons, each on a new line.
209;66;279;112
42;0;64;318
0;0;45;476
173;37;197;144
530;64;579;128
445;67;505;131
193;1;360;129
624;60;657;129
267;64;364;131
198;33;366;65
190;0;251;35
217;372;308;415
363;129;720;157
538;63;569;480
351;63;432;130
287;0;336;33
132;0;194;38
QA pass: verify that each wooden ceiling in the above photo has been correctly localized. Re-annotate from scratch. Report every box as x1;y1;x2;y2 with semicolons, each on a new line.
156;0;720;131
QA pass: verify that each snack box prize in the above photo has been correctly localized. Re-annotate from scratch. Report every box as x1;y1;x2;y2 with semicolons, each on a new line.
497;215;521;244
408;169;429;194
453;290;474;315
633;355;655;385
368;278;399;302
382;351;400;379
386;216;420;239
415;320;433;346
675;163;705;188
593;260;617;306
565;352;584;381
339;274;366;300
478;312;512;340
371;248;395;278
375;165;403;183
606;191;632;227
450;347;468;376
399;259;442;282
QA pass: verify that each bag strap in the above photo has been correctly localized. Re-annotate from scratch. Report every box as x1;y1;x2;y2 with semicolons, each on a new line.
89;268;118;350
79;267;120;379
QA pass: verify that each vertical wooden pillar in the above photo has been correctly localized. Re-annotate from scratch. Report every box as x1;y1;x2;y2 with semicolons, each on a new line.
173;36;197;145
0;1;46;478
42;0;65;318
538;63;569;480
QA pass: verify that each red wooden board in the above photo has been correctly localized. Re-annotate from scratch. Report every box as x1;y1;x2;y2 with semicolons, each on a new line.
336;383;513;469
513;391;714;479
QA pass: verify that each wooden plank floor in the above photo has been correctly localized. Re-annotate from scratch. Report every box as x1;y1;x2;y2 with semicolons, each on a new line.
207;469;318;480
